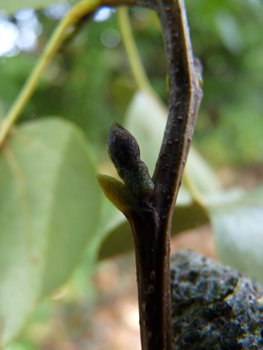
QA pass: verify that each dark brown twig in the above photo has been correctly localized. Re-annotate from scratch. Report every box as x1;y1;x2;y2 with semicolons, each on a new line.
97;0;203;349
149;2;203;348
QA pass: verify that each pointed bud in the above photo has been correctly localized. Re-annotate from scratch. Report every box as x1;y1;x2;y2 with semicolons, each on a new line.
107;123;154;200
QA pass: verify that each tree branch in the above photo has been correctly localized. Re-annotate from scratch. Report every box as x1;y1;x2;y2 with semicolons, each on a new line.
98;1;203;349
153;0;203;216
149;1;203;348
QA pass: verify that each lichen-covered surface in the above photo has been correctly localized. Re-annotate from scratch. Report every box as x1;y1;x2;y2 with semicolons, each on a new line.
170;250;263;350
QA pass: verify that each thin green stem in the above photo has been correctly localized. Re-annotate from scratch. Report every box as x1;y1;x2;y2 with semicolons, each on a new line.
116;7;155;95
0;0;100;148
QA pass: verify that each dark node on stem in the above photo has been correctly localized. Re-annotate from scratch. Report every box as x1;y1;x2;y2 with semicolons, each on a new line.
107;123;154;200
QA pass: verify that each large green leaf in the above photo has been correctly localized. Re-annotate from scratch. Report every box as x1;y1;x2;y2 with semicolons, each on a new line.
0;0;68;14
186;147;222;196
0;118;101;346
207;185;263;285
89;195;126;262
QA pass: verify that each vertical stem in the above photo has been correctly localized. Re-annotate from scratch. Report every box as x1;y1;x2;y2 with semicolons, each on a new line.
151;1;203;346
128;206;159;349
100;1;202;350
153;0;203;212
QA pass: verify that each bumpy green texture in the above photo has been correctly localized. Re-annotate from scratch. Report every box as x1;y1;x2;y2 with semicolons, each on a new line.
107;123;154;200
170;250;263;350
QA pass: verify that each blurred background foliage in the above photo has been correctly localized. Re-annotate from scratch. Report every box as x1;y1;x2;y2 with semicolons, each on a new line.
1;0;263;348
1;0;263;166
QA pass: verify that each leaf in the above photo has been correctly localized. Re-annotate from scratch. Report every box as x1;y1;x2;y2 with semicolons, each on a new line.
0;118;101;346
186;147;222;196
94;197;126;259
207;184;263;285
96;173;136;215
0;0;69;14
125;91;167;176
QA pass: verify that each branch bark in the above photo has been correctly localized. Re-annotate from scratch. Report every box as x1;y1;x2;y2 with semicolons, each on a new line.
97;0;203;349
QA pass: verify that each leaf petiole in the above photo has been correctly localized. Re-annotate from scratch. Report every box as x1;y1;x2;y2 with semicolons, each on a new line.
116;7;154;95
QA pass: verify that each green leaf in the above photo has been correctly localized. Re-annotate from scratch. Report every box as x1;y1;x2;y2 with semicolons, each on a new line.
94;197;126;259
0;118;101;346
186;147;222;196
125;91;166;176
207;185;263;285
0;0;68;14
96;173;136;215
